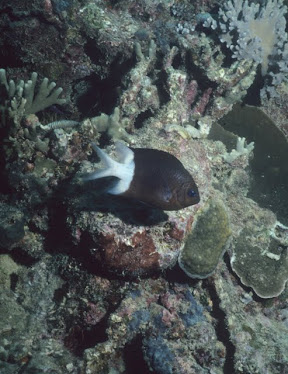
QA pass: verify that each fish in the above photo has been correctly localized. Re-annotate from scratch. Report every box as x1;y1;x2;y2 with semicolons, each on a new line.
83;142;200;210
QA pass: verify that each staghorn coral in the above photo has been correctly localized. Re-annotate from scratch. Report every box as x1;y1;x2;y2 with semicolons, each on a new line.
0;70;76;206
76;36;256;141
119;41;159;124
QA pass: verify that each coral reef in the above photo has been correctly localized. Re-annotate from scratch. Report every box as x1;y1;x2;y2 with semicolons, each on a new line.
214;265;288;373
68;126;207;277
83;279;225;374
260;81;288;139
219;104;288;225
0;69;66;126
162;40;256;137
0;0;288;373
205;0;288;98
81;107;133;144
0;257;82;374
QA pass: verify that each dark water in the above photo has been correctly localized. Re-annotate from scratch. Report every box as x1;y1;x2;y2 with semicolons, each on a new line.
219;104;288;226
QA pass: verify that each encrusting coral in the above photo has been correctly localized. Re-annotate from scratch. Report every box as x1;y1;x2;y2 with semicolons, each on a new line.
179;198;231;279
231;228;288;298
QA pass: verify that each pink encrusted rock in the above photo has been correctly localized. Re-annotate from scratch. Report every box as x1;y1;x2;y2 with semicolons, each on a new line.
70;208;197;276
69;128;212;277
97;230;160;275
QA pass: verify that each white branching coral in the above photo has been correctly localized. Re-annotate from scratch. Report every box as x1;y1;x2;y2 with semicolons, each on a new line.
223;137;254;163
206;0;288;97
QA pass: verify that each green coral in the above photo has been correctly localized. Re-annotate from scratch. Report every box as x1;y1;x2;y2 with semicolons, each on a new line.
179;198;231;279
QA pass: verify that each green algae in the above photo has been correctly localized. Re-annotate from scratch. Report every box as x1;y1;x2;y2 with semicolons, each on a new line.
178;198;231;279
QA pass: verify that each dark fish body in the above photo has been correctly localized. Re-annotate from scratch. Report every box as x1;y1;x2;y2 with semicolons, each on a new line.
123;148;200;210
84;143;200;211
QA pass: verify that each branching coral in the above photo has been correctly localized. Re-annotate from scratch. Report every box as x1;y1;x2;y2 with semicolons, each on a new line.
205;0;288;97
0;69;66;126
120;41;159;122
81;107;134;145
223;137;254;163
76;41;158;145
163;42;256;138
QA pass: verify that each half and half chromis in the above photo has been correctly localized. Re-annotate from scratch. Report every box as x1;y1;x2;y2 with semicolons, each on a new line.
84;142;200;211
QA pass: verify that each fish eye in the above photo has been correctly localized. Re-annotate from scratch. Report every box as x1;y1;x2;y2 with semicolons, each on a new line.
187;189;197;198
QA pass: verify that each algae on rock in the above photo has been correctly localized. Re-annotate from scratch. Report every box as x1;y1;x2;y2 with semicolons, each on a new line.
178;198;231;279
